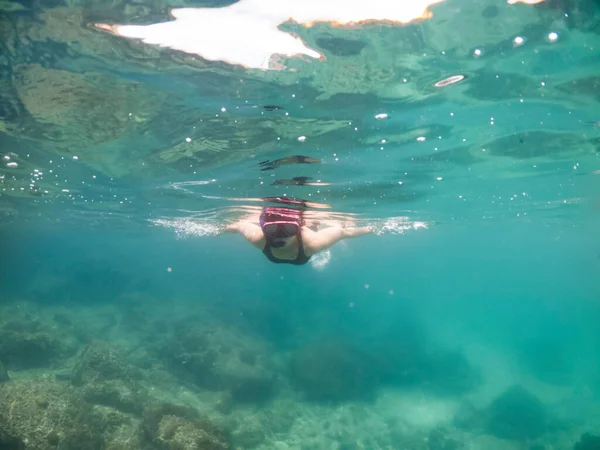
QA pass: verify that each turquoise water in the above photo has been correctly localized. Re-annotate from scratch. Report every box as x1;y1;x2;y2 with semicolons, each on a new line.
1;0;600;448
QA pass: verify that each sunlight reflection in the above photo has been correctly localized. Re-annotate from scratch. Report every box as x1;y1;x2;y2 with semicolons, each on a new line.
93;0;446;70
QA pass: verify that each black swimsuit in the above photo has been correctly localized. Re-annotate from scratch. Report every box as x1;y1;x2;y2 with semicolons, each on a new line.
262;231;311;265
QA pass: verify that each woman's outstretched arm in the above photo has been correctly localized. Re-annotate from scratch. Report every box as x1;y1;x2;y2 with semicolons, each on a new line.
223;221;265;249
302;225;373;255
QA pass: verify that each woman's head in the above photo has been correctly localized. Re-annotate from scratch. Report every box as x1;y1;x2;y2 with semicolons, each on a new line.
260;208;302;241
263;221;299;248
260;207;302;250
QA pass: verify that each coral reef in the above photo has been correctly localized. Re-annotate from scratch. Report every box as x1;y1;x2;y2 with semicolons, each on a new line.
0;378;229;450
72;341;147;414
73;341;135;385
0;323;230;450
82;380;145;415
0;317;76;370
158;323;276;405
227;400;298;448
0;380;106;449
94;406;142;450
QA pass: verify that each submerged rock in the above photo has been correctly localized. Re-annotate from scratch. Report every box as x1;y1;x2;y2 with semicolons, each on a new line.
428;428;461;450
0;326;69;370
229;416;266;449
289;339;379;402
228;407;296;450
288;334;481;403
574;433;600;450
484;385;549;441
452;401;482;430
73;341;147;414
141;402;229;450
0;314;79;371
73;340;133;385
82;380;145;414
367;331;481;395
96;406;142;450
160;325;276;404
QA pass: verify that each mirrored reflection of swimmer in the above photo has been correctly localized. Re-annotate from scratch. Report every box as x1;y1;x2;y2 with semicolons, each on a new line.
272;176;330;186
224;205;373;265
254;155;321;171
